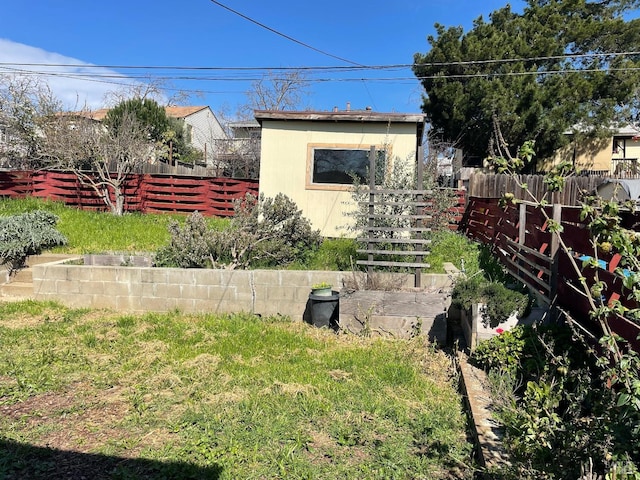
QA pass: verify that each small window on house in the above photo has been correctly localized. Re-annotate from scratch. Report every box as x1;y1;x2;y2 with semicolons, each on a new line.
310;147;386;185
613;139;623;154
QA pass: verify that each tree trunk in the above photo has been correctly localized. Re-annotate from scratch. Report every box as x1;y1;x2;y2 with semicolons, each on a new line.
113;187;125;216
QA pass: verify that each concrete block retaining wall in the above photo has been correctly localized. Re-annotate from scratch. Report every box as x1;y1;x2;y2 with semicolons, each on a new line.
32;257;454;320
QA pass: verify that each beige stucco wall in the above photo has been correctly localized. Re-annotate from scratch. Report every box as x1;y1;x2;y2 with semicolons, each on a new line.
258;120;420;237
540;136;640;173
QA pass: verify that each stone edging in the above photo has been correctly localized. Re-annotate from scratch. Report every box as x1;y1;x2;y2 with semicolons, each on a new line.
456;352;510;472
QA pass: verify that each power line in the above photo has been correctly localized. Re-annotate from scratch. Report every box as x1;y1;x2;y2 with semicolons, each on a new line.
1;50;638;73
207;0;364;67
4;64;640;83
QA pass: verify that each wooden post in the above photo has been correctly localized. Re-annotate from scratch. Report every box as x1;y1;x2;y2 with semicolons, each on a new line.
367;146;376;279
415;145;424;288
550;204;561;314
519;203;526;245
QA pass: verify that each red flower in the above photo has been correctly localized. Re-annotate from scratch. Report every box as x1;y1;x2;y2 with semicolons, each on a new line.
495;328;504;334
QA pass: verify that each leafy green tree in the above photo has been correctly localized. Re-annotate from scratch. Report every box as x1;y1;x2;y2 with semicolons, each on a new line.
104;98;195;163
413;0;640;168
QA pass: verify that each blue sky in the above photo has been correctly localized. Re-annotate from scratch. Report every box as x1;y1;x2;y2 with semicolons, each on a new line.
0;0;526;117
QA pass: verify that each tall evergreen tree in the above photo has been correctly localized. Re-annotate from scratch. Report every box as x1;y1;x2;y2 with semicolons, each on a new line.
413;0;640;168
105;98;194;162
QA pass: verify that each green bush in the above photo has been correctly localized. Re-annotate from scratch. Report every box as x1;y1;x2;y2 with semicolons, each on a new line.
0;210;67;273
451;276;530;328
474;324;640;479
472;325;530;374
154;212;216;268
294;237;358;271
155;194;322;269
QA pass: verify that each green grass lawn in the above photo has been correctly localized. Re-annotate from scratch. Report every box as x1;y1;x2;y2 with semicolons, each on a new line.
0;301;473;479
0;197;229;254
1;196;482;274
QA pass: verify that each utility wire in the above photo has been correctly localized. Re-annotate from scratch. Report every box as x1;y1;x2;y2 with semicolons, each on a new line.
4;64;640;83
1;50;638;73
208;0;364;67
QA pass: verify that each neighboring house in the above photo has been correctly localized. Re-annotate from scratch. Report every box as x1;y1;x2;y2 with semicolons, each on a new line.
540;124;640;177
68;105;228;167
255;108;426;237
212;119;261;178
164;106;227;166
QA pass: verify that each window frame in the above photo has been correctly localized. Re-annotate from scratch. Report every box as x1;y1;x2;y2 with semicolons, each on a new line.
305;143;388;191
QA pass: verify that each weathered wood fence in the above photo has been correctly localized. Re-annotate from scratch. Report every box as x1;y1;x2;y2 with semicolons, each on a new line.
0;170;259;217
469;173;606;206
461;196;640;350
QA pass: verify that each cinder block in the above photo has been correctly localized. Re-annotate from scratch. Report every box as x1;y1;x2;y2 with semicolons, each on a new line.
276;270;312;287
219;270;251;288
34;265;71;281
252;270;281;286
55;279;81;294
116;295;145;312
79;281;105;295
154;283;184;299
101;282;132;297
179;284;210;300
191;298;220;313
266;287;296;302
32;279;57;295
167;269;197;286
114;268;142;284
208;285;236;300
141;269;168;284
53;294;90;309
90;295;119;310
69;267;97;282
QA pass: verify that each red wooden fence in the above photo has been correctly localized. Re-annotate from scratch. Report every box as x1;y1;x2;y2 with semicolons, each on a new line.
0;170;259;217
461;196;640;350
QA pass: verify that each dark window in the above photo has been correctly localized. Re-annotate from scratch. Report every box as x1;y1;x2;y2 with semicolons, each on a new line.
311;148;384;185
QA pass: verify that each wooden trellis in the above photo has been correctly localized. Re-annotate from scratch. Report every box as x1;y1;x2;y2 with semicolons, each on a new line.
356;145;433;287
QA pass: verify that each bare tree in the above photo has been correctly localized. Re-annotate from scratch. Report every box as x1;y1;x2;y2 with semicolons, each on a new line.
43;110;150;215
102;78;194;108
239;70;310;117
0;75;61;168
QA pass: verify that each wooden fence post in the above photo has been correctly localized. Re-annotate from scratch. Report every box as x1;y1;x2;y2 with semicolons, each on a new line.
415;145;424;288
550;204;562;313
519;203;526;245
367;146;376;279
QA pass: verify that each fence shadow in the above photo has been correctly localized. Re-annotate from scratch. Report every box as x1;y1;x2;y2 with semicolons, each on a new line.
0;438;223;479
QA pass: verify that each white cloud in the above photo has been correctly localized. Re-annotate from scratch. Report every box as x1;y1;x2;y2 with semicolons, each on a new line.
0;39;139;110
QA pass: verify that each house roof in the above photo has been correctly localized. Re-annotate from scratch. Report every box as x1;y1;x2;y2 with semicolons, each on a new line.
65;106;210;122
564;123;640;137
228;120;261;129
164;106;209;118
254;109;425;124
254;109;426;139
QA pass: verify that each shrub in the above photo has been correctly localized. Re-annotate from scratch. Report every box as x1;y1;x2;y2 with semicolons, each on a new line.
0;210;67;273
154;212;216;268
472;325;530;374
451;276;530;328
295;237;357;271
154;194;322;269
474;324;640;479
